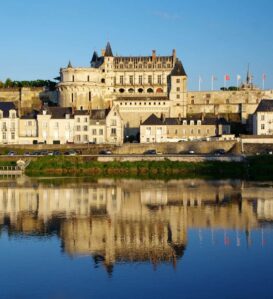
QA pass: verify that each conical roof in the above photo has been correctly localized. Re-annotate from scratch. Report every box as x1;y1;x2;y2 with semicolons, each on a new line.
91;51;98;63
67;60;73;68
105;42;113;57
170;59;187;76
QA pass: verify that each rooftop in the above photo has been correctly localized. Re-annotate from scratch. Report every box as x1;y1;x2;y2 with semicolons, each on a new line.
255;99;273;113
0;102;17;117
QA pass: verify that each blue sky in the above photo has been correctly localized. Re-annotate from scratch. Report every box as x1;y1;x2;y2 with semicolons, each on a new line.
0;0;273;90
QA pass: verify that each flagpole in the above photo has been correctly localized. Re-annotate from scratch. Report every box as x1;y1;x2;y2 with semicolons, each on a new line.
199;76;201;92
211;76;214;91
224;75;226;89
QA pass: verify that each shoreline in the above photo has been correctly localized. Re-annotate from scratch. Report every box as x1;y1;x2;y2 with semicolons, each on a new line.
0;155;269;180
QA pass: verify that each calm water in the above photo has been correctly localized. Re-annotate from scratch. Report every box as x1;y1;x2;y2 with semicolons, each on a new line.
1;177;273;299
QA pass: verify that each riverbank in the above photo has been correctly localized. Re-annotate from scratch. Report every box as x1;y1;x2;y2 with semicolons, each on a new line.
3;155;268;180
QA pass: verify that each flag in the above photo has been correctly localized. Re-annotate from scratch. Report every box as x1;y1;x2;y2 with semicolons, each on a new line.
225;74;230;81
262;73;266;80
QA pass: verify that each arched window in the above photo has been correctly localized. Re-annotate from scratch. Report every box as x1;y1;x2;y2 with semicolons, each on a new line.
101;78;105;83
156;88;163;93
147;88;154;93
128;88;134;93
138;88;144;93
119;88;125;93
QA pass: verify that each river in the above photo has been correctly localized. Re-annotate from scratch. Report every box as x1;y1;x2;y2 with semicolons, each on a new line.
0;177;273;299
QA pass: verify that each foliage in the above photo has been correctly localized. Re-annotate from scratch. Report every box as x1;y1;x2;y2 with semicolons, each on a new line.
0;78;57;90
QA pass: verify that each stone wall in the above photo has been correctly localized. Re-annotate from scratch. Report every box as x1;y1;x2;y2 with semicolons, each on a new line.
187;89;273;124
0;88;58;113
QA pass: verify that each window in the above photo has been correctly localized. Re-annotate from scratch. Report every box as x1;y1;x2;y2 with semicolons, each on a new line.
99;129;103;135
198;129;201;134
76;117;80;123
83;135;88;141
71;93;74;103
261;124;265;130
84;117;88;123
76;125;81;131
157;75;162;84
111;128;117;136
11;112;16;119
177;94;180;99
120;76;124;84
11;132;15;140
83;126;88;131
176;87;180;92
197;120;201;125
139;75;143;85
89;92;91;102
129;75;134;85
27;121;32;126
92;129;97;135
87;75;90;82
10;122;15;130
261;115;265;121
2;132;6;139
72;75;75;82
111;119;117;126
148;75;152;84
176;79;180;83
146;127;151;135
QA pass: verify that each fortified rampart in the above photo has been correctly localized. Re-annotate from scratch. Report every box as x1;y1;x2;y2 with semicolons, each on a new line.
187;89;273;123
0;87;58;113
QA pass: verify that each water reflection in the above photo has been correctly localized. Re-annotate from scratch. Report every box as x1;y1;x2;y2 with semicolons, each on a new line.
0;178;273;273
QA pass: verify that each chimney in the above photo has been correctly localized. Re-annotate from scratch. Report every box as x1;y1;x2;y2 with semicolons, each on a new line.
201;112;205;121
172;49;177;62
101;49;106;56
152;50;156;61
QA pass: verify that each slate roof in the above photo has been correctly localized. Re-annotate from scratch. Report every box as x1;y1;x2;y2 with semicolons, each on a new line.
74;110;90;116
142;113;229;126
0;102;17;117
90;109;110;120
170;59;187;77
41;107;73;119
21;110;39;119
142;114;164;125
255;99;273;113
105;42;113;57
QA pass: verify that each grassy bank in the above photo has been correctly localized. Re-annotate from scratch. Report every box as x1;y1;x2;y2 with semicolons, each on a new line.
24;156;246;179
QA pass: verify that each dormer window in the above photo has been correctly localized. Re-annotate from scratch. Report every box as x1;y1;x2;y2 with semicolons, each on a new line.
190;120;194;126
10;111;16;119
197;120;201;125
183;120;187;125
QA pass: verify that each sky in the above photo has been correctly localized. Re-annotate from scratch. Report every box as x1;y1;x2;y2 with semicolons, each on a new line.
0;0;273;91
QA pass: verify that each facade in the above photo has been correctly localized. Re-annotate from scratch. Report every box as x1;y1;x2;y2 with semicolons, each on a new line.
58;42;187;134
0;102;19;144
0;102;123;145
57;42;273;136
253;99;273;135
140;114;230;143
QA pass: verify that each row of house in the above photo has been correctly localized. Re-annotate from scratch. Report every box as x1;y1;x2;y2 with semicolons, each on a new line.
0;99;272;145
0;102;124;145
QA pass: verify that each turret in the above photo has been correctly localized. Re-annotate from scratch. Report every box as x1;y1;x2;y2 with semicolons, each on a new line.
169;59;188;117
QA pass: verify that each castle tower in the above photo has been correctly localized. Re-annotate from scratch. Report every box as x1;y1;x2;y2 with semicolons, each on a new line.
169;59;188;117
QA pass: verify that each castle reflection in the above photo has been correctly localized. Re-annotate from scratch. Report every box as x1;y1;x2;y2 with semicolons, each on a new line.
0;178;273;272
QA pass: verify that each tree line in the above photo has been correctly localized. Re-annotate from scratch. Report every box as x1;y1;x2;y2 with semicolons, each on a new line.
0;78;57;90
